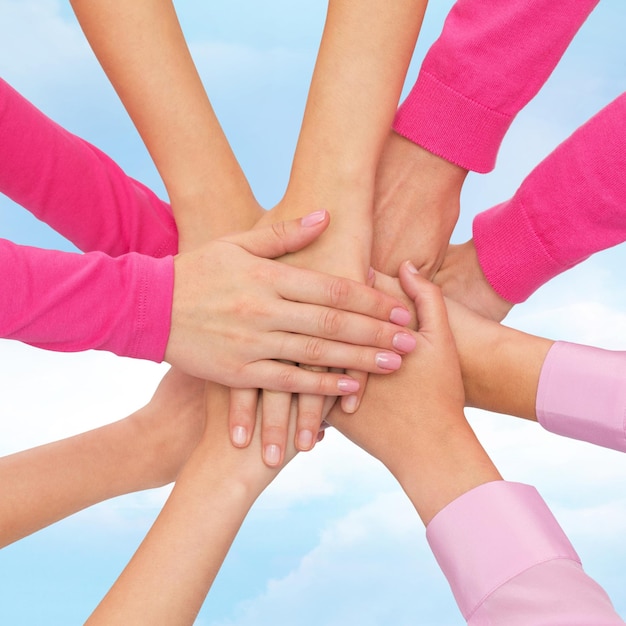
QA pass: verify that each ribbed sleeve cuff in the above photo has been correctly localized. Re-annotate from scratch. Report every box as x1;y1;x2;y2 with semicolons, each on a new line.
392;71;514;174
120;253;174;363
537;342;626;452
426;481;579;621
473;198;566;303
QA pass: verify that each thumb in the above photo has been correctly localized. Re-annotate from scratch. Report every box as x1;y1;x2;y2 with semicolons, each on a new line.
226;210;330;258
398;261;448;334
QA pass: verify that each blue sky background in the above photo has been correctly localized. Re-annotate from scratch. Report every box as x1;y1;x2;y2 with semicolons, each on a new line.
0;1;625;624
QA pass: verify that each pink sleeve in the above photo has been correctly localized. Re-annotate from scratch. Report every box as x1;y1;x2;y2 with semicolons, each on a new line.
392;0;598;172
0;77;177;258
536;341;626;452
473;93;626;303
427;481;623;625
0;239;173;362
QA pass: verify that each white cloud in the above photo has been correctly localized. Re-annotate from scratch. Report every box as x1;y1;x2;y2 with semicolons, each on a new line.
207;491;455;626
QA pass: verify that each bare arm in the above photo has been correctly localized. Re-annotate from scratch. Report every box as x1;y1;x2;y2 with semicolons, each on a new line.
70;0;260;248
0;368;205;549
86;382;302;625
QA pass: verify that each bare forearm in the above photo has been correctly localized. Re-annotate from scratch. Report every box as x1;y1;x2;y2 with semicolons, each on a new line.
446;299;553;420
87;454;254;625
0;418;152;547
288;1;426;196
70;0;258;247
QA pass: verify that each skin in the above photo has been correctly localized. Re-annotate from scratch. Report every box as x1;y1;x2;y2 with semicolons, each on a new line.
251;0;429;464
70;0;419;465
372;132;468;280
434;239;515;322
165;212;414;390
84;266;501;623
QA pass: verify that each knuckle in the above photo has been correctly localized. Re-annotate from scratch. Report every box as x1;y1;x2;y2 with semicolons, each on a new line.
304;337;326;363
277;367;299;392
328;277;351;308
320;308;342;337
271;220;289;242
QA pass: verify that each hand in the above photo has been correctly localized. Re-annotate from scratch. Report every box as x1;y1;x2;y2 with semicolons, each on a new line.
245;202;382;466
329;262;499;525
328;262;465;470
165;211;413;389
433;239;513;322
130;367;207;488
87;380;306;626
372;132;467;278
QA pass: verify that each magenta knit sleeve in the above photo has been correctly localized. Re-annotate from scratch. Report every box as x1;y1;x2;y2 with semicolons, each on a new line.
536;342;626;452
427;481;623;625
0;239;173;362
392;0;598;172
0;77;177;258
473;93;626;303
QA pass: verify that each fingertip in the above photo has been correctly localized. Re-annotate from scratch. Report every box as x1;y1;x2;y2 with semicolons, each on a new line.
300;209;328;228
341;394;359;414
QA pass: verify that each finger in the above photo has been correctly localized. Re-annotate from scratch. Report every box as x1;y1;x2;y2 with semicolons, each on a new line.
228;388;258;448
269;334;405;374
295;365;328;452
268;301;416;353
224;210;330;259
398;261;449;334
340;369;368;414
260;389;293;467
275;268;411;326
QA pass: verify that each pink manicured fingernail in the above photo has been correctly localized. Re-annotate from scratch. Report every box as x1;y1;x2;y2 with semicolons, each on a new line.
406;260;419;274
232;426;247;446
376;352;402;370
297;430;315;451
342;394;359;413
390;307;411;326
301;210;327;227
393;332;416;353
264;444;281;466
337;378;360;393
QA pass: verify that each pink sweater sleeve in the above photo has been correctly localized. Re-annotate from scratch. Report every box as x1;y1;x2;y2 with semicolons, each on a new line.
392;0;598;172
427;481;623;625
0;239;173;362
536;341;626;452
473;93;626;303
0;78;178;361
0;77;177;258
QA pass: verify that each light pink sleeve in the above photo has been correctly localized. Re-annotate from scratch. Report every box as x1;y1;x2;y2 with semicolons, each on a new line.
0;239;173;363
536;341;626;452
473;93;626;303
0;77;177;258
427;481;623;625
392;0;598;172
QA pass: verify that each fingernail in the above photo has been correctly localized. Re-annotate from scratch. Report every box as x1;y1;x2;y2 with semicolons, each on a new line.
342;394;359;413
232;426;247;446
301;210;327;227
390;306;411;326
376;352;402;370
264;444;281;466
337;378;360;393
406;260;419;274
368;266;375;281
393;331;416;353
297;430;315;451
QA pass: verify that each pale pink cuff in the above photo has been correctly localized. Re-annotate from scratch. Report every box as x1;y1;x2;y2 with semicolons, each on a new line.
426;481;579;621
537;341;626;452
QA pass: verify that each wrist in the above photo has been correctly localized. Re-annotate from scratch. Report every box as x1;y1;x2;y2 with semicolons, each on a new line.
386;416;500;526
